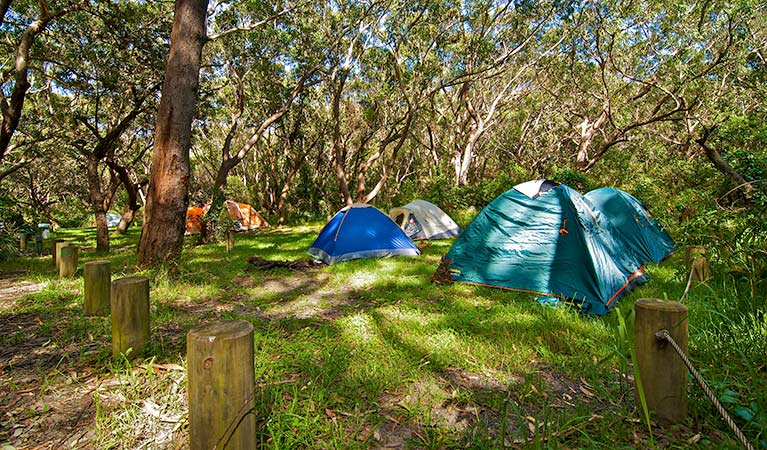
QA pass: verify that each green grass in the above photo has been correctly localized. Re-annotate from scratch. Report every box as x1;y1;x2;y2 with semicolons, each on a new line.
0;225;764;449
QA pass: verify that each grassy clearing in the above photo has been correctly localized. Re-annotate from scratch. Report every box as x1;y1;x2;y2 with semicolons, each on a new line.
0;225;764;449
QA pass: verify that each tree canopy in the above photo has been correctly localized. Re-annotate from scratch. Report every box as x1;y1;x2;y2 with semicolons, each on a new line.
0;0;764;262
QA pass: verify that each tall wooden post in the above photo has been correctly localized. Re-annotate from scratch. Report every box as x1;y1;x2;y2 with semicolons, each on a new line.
226;232;234;252
84;261;111;316
111;276;150;359
187;320;256;450
634;298;689;424
53;240;68;269
58;246;78;278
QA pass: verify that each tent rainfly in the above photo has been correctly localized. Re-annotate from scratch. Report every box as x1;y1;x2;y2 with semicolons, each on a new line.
440;180;674;315
389;200;461;240
584;188;674;264
309;203;421;264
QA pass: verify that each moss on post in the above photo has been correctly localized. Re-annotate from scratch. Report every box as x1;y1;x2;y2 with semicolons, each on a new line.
111;276;150;359
187;320;256;450
84;261;111;316
58;246;78;278
634;298;688;424
53;240;68;270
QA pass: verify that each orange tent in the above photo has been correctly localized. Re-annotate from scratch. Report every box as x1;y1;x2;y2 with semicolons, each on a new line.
224;200;269;230
185;201;268;234
185;206;206;234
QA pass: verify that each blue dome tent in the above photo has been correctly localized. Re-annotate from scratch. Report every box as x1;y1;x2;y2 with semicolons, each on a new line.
309;204;421;264
441;180;669;315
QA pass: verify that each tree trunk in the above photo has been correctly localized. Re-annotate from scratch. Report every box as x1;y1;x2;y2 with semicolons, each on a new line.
86;154;110;252
137;0;208;268
277;153;306;225
576;110;608;168
331;71;353;206
115;208;135;234
0;5;71;159
107;160;147;235
696;134;755;198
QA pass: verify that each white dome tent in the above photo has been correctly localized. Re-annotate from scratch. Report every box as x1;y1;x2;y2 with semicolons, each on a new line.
389;200;461;240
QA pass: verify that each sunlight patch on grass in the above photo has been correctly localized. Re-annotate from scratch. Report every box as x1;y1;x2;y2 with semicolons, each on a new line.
347;270;381;289
152;281;219;304
378;305;442;327
339;313;381;345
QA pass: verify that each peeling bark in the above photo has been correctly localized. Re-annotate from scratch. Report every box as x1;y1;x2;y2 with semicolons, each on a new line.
137;0;208;268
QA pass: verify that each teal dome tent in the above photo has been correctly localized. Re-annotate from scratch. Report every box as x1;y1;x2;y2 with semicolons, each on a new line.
442;180;664;315
584;188;674;264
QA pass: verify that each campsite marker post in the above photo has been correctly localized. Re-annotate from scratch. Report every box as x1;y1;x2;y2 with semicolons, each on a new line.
187;320;256;450
53;240;68;269
111;276;150;359
58;246;78;278
226;231;234;252
84;261;111;315
685;246;710;282
634;298;688;424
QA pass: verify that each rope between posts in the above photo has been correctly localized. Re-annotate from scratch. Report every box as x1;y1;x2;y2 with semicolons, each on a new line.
655;329;756;450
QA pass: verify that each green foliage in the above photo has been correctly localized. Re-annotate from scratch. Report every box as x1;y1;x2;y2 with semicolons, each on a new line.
224;175;251;204
0;222;22;261
547;166;594;193
0;195;26;261
50;196;92;228
716;115;767;187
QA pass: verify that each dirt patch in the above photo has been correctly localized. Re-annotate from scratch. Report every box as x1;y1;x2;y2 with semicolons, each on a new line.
0;270;47;310
233;272;368;320
531;362;606;409
443;367;516;393
1;374;100;448
247;256;324;271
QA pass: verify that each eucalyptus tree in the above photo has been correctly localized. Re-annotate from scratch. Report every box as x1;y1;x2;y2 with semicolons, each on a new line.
37;2;168;252
0;0;86;165
530;1;750;173
436;1;570;186
185;0;322;237
137;0;209;267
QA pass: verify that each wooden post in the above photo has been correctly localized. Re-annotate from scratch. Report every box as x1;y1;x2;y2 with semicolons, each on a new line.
53;240;68;268
58;246;78;278
187;320;256;450
84;261;111;316
19;234;26;251
634;298;688;424
111;276;150;359
226;232;234;252
685;246;710;282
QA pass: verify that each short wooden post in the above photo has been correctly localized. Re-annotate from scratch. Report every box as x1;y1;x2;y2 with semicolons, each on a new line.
53;240;68;268
226;232;234;252
58;246;78;278
84;261;111;316
685;246;711;282
19;234;26;251
187;320;256;450
111;276;150;359
634;298;688;424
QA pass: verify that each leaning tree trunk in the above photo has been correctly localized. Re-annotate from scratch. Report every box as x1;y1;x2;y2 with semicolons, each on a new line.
86;154;110;252
107;160;146;235
137;0;208;268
